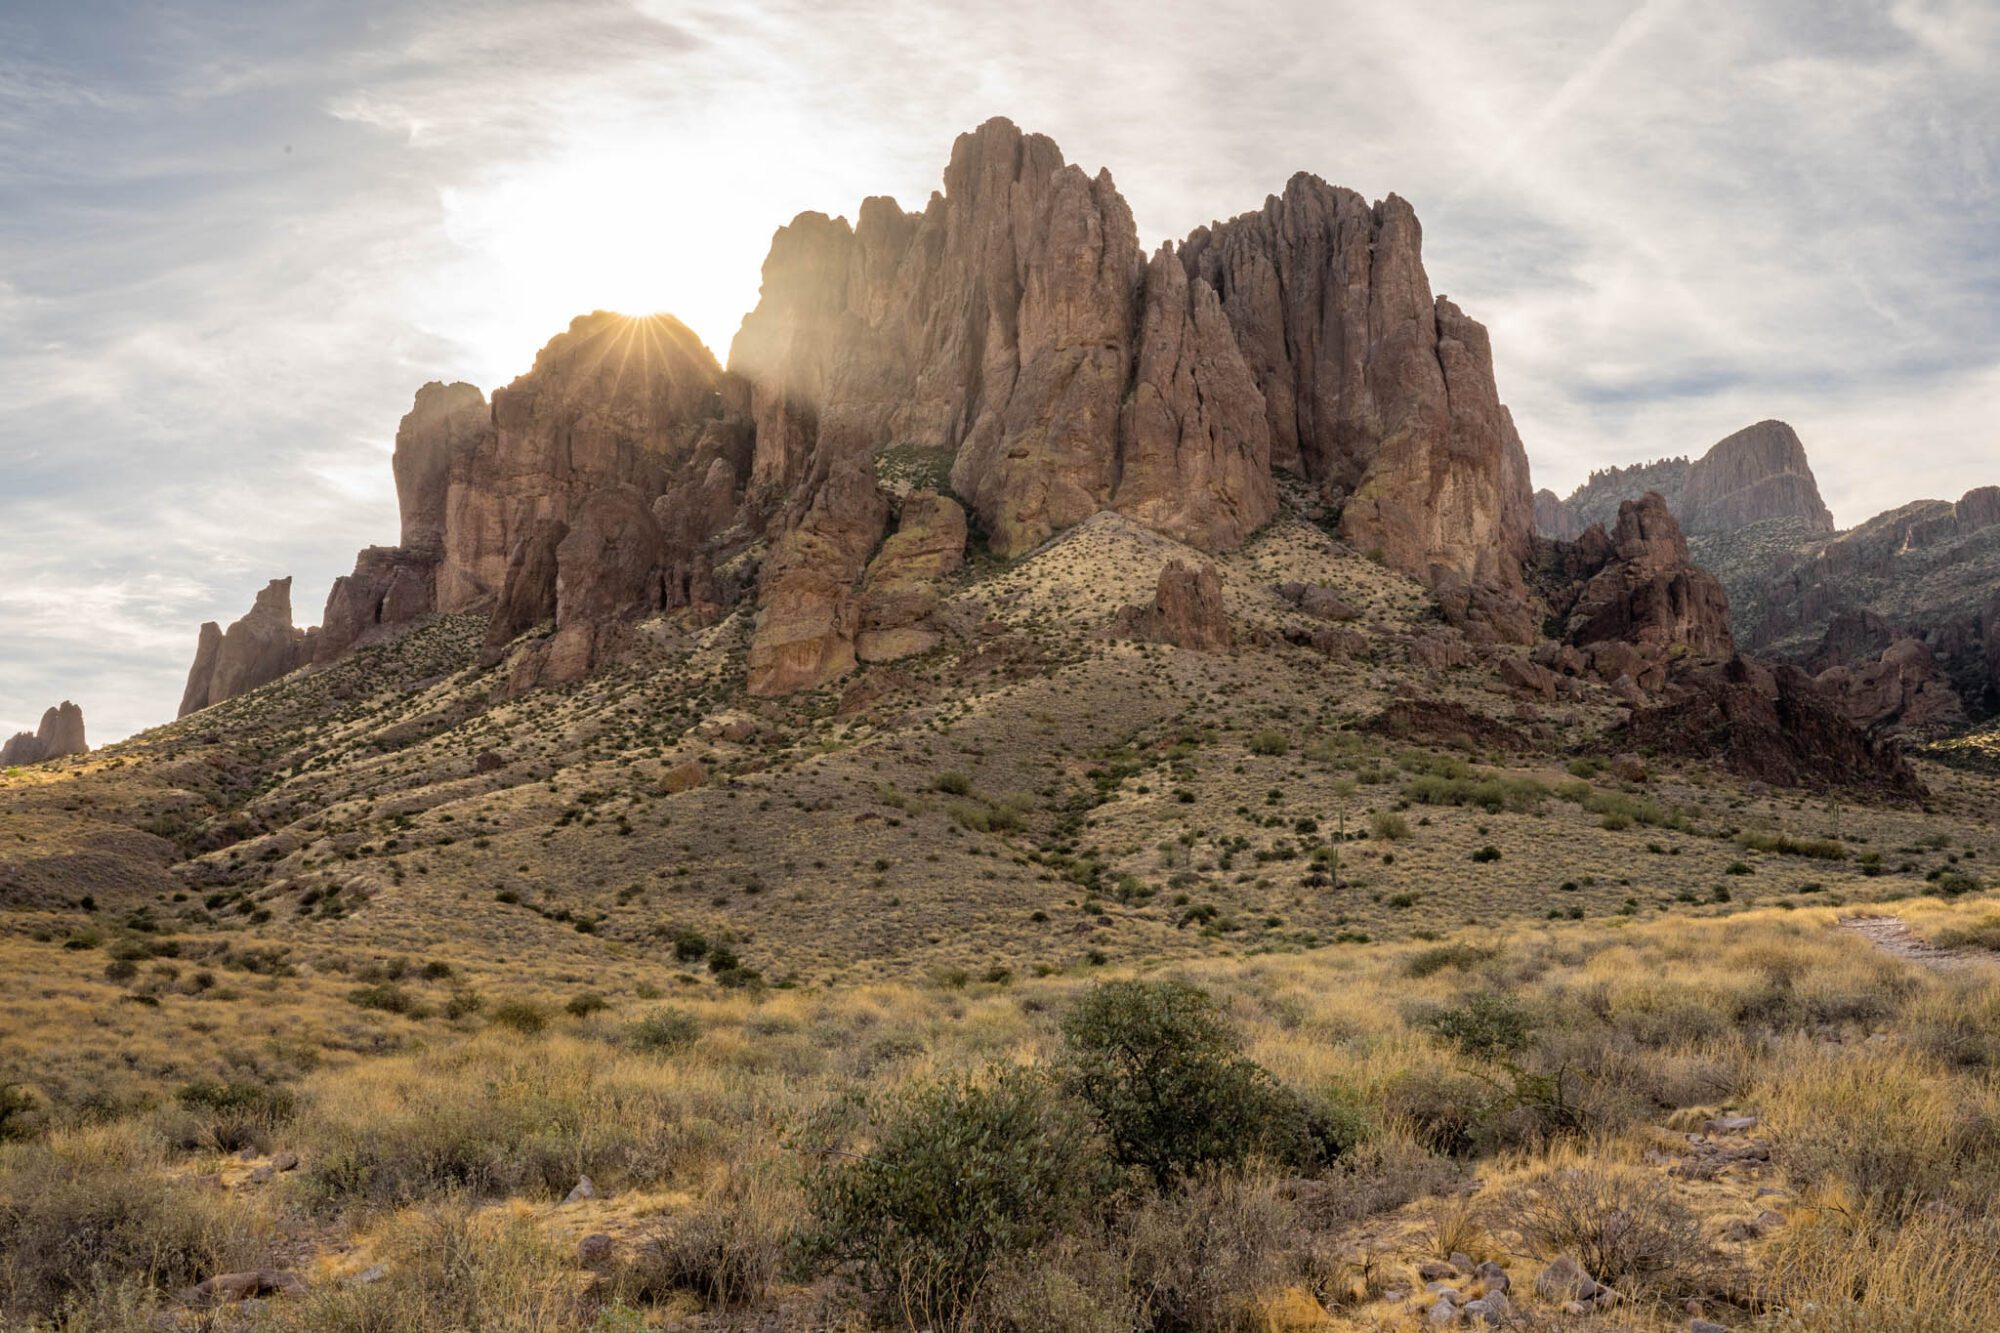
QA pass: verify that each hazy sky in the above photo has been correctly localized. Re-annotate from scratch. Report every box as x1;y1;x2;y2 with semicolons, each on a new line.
3;0;1996;742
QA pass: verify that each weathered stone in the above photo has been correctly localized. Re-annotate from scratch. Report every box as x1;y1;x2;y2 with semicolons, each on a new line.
319;546;437;662
1816;636;1965;733
1114;560;1232;651
0;701;87;766
188;1270;305;1306
855;490;967;662
1563;494;1733;661
563;1175;597;1204
660;760;705;794
483;518;569;659
179;578;313;715
1536;419;1834;538
576;1233;617;1269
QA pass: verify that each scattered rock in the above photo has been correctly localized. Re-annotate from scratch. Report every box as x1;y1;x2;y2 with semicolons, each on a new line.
659;760;705;795
576;1233;617;1269
1113;560;1233;651
563;1175;597;1204
187;1270;305;1306
474;750;505;773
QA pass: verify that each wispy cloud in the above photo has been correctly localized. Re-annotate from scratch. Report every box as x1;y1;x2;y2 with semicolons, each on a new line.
1;0;1996;741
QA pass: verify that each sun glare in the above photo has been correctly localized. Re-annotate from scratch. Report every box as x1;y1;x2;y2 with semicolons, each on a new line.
424;137;791;388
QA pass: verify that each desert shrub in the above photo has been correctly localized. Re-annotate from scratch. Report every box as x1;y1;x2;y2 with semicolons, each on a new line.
0;1126;268;1322
622;1167;791;1308
981;1235;1135;1332
1932;916;2000;952
488;999;548;1035
1735;831;1848;860
565;991;610;1018
0;1083;39;1143
934;771;973;796
1123;1172;1299;1333
167;1077;297;1153
1906;980;2000;1069
1419;992;1533;1059
347;983;427;1018
261;1199;591;1331
1512;1163;1717;1296
1370;811;1411;841
1248;730;1290;757
1404;942;1497;979
1060;979;1327;1185
800;1067;1114;1329
1761;1198;2000;1331
628;1007;700;1054
1404;772;1547;813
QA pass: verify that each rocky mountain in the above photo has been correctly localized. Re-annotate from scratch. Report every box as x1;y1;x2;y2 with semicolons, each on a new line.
0;701;86;766
1534;419;1835;541
178;118;1537;713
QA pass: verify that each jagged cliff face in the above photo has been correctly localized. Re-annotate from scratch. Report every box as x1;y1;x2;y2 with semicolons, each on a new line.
1536;420;1834;540
0;701;86;766
180;118;1541;705
178;578;315;716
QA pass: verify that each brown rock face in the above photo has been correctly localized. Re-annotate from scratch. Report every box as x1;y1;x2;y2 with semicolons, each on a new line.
1678;420;1835;535
1181;180;1535;594
1114;247;1276;549
1561;493;1734;662
856;490;967;663
178;578;313;715
1816;637;1965;733
746;461;889;696
318;546;437;663
1535;420;1834;539
483;518;568;656
1;701;87;766
1115;560;1232;651
1613;656;1923;798
438;313;749;615
394;381;491;554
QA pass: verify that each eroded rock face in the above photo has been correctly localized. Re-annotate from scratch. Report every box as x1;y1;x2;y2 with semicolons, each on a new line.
394;381;490;554
1114;559;1232;651
1;701;87;766
1181;181;1535;594
746;461;889;695
1561;493;1734;663
1816;637;1966;733
483;518;568;659
1679;420;1835;535
1614;656;1923;798
856;490;967;662
318;546;437;663
179;579;313;716
1114;247;1276;549
438;313;749;615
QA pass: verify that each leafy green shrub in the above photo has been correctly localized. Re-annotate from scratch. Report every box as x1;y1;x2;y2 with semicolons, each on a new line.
801;1067;1113;1328
1734;831;1847;860
934;771;973;796
1370;811;1411;841
1060;979;1326;1186
628;1007;700;1054
1420;992;1533;1059
1405;942;1497;979
1248;730;1290;757
1470;844;1501;863
170;1078;297;1153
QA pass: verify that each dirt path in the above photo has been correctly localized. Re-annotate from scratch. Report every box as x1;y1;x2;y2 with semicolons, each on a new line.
1839;914;1989;972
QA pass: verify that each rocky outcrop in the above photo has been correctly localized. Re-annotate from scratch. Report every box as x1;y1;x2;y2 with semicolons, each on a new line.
482;518;567;658
856;490;967;662
1;702;87;766
1113;247;1277;549
318;546;436;663
1181;179;1535;595
438;313;751;617
178;579;314;716
1679;421;1835;534
1816;637;1965;734
1613;655;1923;798
1563;494;1734;659
746;461;888;696
395;381;491;557
1535;420;1834;539
1113;560;1232;651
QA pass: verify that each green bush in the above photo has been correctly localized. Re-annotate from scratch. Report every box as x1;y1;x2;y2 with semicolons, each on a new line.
347;983;427;1018
1059;979;1326;1186
1248;730;1290;757
0;1081;39;1142
801;1067;1113;1328
628;1007;700;1054
170;1078;297;1153
1420;992;1533;1059
488;999;548;1035
565;991;610;1019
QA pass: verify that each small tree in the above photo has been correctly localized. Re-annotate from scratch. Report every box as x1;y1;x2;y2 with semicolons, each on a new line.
1060;979;1322;1186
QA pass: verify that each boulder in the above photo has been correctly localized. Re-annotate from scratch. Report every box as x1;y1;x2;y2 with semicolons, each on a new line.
187;1269;305;1306
1816;636;1965;733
